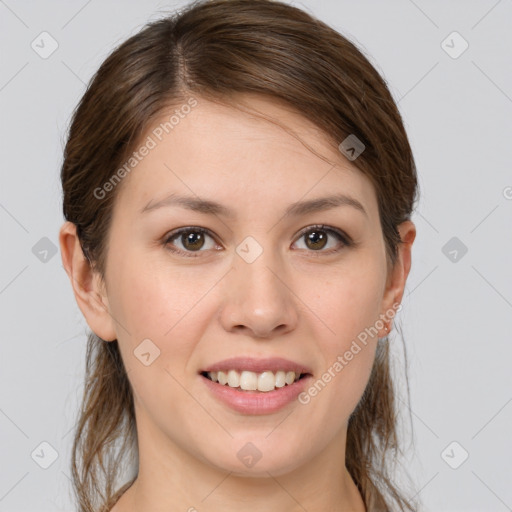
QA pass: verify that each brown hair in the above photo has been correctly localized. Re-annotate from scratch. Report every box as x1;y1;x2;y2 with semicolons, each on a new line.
60;1;419;510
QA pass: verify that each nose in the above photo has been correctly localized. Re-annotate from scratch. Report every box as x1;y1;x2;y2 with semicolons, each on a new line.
219;249;299;339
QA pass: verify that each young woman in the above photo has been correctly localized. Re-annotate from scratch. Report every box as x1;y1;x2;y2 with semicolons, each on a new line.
58;1;418;510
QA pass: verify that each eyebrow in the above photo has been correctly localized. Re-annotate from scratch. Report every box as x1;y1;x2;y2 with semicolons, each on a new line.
140;192;367;218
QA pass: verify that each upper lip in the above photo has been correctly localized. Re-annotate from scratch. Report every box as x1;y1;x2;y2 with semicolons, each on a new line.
200;357;313;375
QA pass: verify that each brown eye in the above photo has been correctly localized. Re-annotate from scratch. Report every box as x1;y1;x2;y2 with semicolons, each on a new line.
164;227;218;257
293;225;351;255
181;231;206;251
304;230;328;250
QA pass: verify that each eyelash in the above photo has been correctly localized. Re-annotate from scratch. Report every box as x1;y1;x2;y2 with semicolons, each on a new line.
163;224;353;259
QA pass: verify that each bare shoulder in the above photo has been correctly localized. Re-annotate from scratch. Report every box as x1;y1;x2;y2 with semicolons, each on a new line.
107;480;135;512
108;498;124;512
108;487;132;512
109;501;123;512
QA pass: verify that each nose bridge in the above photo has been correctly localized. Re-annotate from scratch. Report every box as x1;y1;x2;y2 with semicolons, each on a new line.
219;240;298;337
239;249;283;307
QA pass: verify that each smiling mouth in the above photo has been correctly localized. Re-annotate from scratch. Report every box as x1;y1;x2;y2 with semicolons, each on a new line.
200;370;311;393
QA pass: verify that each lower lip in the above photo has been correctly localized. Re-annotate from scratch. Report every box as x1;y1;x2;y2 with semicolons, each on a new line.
200;374;312;415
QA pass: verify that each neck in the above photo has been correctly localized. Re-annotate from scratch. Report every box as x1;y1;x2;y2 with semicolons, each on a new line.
111;416;366;512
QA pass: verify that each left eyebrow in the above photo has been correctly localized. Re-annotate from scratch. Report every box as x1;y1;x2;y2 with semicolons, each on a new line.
284;194;368;219
140;192;368;218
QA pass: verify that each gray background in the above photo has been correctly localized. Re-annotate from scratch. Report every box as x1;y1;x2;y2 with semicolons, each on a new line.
1;0;511;511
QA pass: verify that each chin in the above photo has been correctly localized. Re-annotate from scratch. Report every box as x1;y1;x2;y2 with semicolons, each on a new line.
203;444;307;478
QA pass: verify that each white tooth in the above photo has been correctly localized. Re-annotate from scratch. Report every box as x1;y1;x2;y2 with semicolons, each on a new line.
227;370;240;388
274;370;286;388
257;371;276;392
209;369;302;391
239;370;258;391
285;371;296;385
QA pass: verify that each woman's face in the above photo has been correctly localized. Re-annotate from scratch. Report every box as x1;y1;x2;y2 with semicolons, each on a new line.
84;95;412;476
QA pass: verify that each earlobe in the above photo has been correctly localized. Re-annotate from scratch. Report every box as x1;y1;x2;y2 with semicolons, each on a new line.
59;221;117;342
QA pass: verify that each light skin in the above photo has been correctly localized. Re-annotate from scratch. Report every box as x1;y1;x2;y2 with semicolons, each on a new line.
60;94;415;512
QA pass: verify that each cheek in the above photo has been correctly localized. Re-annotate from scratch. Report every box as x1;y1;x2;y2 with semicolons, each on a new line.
309;263;385;347
298;264;383;417
108;253;214;341
300;325;378;433
108;256;232;390
110;268;212;413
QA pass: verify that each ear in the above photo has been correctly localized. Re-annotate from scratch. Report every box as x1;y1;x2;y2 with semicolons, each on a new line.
379;220;416;336
59;221;117;342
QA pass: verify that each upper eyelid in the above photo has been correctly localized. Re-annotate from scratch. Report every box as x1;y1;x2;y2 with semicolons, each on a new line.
165;226;216;244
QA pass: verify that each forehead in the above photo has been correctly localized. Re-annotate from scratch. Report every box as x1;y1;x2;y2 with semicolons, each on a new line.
113;94;379;222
